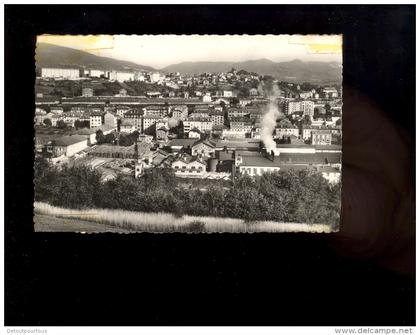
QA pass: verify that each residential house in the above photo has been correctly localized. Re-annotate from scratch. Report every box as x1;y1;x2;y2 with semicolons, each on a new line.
115;106;131;117
143;105;169;118
143;115;162;135
311;129;332;145
171;154;207;176
183;117;213;133
229;117;253;133
89;112;104;129
227;108;249;119
274;125;299;139
285;100;315;117
188;128;202;139
123;109;143;132
120;119;136;133
209;110;224;126
191;140;216;158
156;126;169;142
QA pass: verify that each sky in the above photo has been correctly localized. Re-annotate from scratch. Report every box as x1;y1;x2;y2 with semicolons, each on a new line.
37;34;342;69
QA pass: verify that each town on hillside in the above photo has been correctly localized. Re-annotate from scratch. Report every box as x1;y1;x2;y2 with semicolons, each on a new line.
35;67;342;185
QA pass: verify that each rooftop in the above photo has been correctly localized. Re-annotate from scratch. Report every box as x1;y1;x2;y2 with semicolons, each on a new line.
192;140;216;148
167;139;198;147
278;152;341;164
240;155;283;167
312;129;333;134
215;140;260;149
185;117;212;122
50;135;87;147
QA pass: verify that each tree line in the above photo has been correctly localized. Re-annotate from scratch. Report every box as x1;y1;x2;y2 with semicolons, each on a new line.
34;156;341;228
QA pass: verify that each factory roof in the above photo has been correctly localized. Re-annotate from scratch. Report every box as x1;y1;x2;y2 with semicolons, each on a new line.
278;152;341;164
185;117;212;122
239;155;283;167
217;150;235;161
60;97;205;105
89;144;136;154
50;135;87;147
214;140;260;149
192;140;216;148
73;125;116;135
317;166;341;173
167;139;198;148
314;144;342;151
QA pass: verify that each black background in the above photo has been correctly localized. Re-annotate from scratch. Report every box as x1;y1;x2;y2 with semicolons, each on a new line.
5;5;415;326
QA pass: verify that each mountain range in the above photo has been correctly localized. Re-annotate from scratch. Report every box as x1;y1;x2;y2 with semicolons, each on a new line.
36;43;155;72
162;59;342;83
36;43;342;84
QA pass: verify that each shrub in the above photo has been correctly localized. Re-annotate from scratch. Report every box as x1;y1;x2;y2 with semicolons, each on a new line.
184;221;206;233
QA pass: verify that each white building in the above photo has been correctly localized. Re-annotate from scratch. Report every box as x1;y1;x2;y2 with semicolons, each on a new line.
135;73;145;82
46;135;88;158
188;128;202;139
311;129;332;145
235;155;281;176
41;68;80;80
222;129;247;139
202;94;212;102
89;113;103;128
143;116;162;135
116;106;131;117
322;87;339;98
89;69;105;78
150;72;161;83
223;90;233;98
171;105;188;120
171;155;207;177
108;71;135;82
191;141;216;158
120;119;136;133
274;126;299;139
123;110;143;131
286;100;315;117
183;118;213;133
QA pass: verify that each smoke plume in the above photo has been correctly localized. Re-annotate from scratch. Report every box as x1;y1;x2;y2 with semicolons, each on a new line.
261;99;281;152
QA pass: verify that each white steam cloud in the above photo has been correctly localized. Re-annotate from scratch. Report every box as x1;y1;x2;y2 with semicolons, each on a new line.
261;100;280;152
261;81;283;152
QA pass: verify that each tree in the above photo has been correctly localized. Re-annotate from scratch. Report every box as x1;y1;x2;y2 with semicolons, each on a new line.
34;159;340;227
230;97;240;105
43;118;52;127
104;132;116;144
325;103;331;113
56;120;67;129
96;129;104;144
74;120;90;129
302;115;312;126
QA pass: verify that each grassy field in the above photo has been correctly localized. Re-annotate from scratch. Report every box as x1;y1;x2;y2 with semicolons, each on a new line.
34;202;334;233
34;214;133;232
